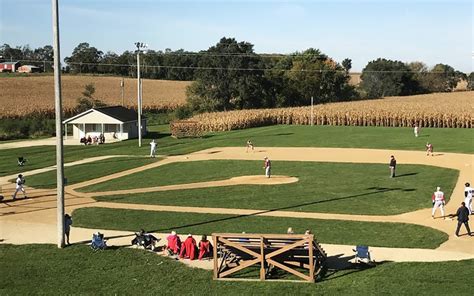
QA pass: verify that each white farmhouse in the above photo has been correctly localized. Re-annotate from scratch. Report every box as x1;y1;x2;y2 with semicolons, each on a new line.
63;106;146;141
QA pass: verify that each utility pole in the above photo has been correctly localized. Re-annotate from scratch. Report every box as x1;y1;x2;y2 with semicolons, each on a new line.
120;78;124;106
140;77;143;117
311;96;314;126
135;42;147;147
136;48;142;147
52;0;65;248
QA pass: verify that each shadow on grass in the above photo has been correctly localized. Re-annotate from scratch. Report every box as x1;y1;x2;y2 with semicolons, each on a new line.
395;173;418;178
145;132;171;140
110;187;414;234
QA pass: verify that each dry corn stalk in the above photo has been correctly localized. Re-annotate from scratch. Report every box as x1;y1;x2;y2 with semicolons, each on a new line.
191;92;474;131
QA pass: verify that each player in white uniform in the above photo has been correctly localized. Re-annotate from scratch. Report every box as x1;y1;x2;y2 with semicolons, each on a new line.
426;143;434;156
12;174;27;200
246;140;254;153
150;140;157;158
464;182;473;214
414;125;420;137
431;186;445;219
263;157;271;178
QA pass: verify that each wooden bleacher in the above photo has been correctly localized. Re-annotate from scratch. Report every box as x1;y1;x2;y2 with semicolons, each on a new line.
212;233;327;283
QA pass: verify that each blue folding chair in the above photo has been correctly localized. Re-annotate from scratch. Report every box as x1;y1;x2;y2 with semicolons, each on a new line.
353;245;372;264
91;233;107;251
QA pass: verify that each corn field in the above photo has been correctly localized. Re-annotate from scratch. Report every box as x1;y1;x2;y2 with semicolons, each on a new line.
191;92;474;131
0;75;190;118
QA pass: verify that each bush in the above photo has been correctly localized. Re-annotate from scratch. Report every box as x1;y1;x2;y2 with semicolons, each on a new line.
174;105;193;120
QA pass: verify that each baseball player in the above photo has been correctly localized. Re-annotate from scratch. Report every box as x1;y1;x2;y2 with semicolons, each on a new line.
12;174;27;200
389;155;396;178
464;182;473;214
426;143;434;156
246;140;254;153
263;157;271;178
414;124;420;137
431;186;445;219
150;140;157;158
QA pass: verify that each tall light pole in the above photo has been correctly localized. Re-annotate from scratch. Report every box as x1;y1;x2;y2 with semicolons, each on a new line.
52;0;65;248
135;42;147;147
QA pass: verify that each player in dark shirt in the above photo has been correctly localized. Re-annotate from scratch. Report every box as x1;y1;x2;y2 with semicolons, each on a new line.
389;155;396;178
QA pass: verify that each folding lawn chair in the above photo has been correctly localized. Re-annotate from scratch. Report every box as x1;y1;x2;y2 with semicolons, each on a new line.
18;157;27;166
353;245;373;264
91;233;107;251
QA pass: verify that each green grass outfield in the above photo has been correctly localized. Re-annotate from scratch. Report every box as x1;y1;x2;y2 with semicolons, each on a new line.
1;125;472;177
84;160;457;216
24;157;159;189
1;244;471;295
73;208;448;249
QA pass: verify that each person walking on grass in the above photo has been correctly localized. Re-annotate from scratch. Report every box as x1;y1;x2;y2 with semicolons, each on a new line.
454;202;472;237
150;139;157;158
12;174;27;200
263;157;271;178
432;186;446;219
389;155;396;178
414;124;420;137
464;182;473;214
65;214;73;245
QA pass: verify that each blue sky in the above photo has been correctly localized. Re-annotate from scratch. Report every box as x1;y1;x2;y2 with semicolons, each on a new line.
0;0;472;72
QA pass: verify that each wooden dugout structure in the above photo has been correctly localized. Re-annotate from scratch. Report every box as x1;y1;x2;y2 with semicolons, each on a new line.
212;233;327;283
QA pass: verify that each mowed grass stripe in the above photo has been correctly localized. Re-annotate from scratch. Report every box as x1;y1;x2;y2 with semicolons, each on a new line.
73;207;448;249
90;161;458;215
25;157;159;189
1;244;472;295
1;125;472;178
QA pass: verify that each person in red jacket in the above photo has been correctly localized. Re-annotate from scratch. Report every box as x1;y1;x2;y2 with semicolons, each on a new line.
180;234;197;260
165;231;181;256
198;235;213;260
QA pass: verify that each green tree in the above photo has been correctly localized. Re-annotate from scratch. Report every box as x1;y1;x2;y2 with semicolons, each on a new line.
269;49;355;106
360;58;418;98
65;42;103;74
33;45;54;72
467;72;474;90
422;64;461;92
0;44;23;61
187;37;267;111
342;58;352;72
75;83;106;113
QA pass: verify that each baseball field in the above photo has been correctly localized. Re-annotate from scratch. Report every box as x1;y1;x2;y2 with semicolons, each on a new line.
0;124;473;294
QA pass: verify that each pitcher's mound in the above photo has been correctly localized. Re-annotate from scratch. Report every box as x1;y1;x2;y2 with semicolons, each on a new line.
228;175;299;185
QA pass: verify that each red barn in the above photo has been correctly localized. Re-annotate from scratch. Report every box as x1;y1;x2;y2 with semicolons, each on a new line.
0;61;20;72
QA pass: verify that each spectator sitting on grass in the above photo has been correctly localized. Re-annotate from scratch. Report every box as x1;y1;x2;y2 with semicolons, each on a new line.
164;231;181;256
198;235;213;260
180;234;197;260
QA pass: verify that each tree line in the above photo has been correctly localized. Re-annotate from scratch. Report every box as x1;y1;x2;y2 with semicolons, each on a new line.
1;39;472;114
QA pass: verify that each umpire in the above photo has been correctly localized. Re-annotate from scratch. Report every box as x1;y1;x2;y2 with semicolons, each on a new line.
454;202;472;237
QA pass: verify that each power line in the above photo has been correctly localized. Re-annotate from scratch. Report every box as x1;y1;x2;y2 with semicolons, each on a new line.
12;59;464;74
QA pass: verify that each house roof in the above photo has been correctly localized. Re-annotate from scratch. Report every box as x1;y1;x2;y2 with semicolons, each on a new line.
63;106;141;124
1;61;20;65
95;106;140;122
